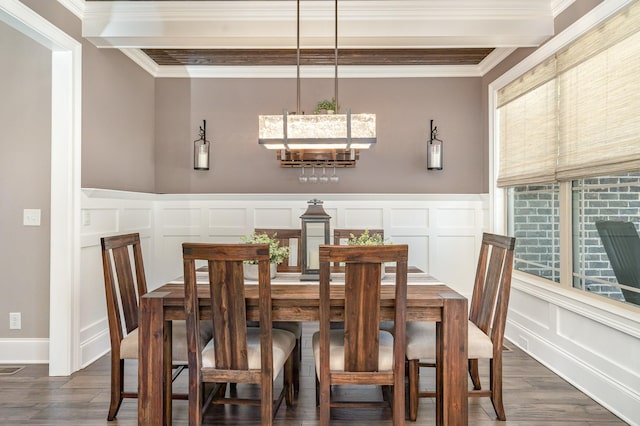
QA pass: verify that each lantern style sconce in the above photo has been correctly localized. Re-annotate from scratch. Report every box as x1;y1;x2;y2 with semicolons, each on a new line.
427;119;443;170
300;199;331;281
193;119;210;170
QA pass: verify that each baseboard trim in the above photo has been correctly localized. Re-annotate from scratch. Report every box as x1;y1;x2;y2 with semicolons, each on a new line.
506;320;640;426
0;338;49;364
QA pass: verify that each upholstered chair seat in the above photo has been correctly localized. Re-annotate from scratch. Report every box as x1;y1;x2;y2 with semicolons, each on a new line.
201;328;296;379
119;320;213;362
312;329;395;374
406;321;493;361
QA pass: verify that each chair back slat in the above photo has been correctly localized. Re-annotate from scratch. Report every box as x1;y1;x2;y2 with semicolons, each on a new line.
210;259;249;370
344;263;382;372
469;233;516;341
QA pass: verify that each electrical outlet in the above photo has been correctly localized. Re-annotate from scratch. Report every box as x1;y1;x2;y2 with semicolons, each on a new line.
9;312;21;330
23;209;41;226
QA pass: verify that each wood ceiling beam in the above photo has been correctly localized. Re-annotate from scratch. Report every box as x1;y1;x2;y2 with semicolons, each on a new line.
142;48;494;66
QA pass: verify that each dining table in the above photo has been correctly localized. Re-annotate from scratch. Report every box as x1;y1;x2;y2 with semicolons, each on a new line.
138;271;468;425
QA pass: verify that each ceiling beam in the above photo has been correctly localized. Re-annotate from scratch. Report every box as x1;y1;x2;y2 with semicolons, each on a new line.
82;0;554;49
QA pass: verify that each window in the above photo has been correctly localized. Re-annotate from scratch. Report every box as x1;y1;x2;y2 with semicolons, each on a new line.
498;2;640;308
507;175;640;307
572;173;640;305
507;184;560;283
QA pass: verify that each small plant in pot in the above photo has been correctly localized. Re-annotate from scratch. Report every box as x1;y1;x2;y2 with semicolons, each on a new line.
240;232;290;280
313;98;338;114
347;230;390;278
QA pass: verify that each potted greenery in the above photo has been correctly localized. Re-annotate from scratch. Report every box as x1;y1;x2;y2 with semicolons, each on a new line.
347;229;387;246
347;229;390;278
313;98;338;114
240;232;290;280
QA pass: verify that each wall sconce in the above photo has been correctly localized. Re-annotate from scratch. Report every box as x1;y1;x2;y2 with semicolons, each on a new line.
427;119;443;170
300;199;331;281
193;119;210;170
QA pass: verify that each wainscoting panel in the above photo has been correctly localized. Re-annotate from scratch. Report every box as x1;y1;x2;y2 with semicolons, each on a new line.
430;235;477;297
556;308;640;382
210;208;249;235
437;208;476;229
80;191;488;370
253;207;296;229
343;208;385;229
390;208;429;229
80;190;155;368
506;276;640;425
121;207;152;231
392;235;430;275
160;207;202;236
151;195;488;289
509;289;552;332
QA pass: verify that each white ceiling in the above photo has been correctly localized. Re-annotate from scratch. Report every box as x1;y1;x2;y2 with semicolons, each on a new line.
58;0;573;77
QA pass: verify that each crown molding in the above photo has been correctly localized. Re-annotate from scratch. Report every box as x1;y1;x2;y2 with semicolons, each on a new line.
137;62;482;79
551;0;576;18
56;0;84;19
120;48;160;76
477;47;518;75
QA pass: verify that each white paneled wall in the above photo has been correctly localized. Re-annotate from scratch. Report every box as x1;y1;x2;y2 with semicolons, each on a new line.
80;190;155;368
506;276;640;425
80;190;488;367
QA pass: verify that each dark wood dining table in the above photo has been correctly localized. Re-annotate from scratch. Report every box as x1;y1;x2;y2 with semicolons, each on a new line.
138;272;468;425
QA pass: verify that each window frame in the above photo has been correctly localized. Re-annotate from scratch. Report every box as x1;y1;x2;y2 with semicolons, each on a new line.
489;0;640;314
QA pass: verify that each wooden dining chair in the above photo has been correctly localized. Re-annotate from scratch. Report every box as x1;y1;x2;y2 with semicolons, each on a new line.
182;243;296;426
405;232;515;421
252;228;302;395
100;233;212;420
254;228;302;273
313;244;408;426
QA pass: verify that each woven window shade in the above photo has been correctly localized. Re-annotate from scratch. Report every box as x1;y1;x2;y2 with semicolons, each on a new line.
497;59;557;187
498;1;640;186
497;57;556;108
556;3;640;180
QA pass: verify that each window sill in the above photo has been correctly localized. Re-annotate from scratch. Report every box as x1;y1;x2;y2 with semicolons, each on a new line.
511;270;640;336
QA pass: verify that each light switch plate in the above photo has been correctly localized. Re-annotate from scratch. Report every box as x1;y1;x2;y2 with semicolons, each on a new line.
23;209;41;226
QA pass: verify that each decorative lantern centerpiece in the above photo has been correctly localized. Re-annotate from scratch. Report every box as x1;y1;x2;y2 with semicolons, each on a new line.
300;199;331;281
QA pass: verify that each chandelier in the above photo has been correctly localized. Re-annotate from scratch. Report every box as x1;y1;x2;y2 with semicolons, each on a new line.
258;0;376;168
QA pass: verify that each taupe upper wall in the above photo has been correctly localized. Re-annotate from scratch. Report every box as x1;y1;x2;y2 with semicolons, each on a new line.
20;0;157;193
0;21;51;338
155;76;483;194
17;0;602;196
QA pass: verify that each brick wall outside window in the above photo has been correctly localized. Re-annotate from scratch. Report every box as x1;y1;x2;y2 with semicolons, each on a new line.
509;173;640;305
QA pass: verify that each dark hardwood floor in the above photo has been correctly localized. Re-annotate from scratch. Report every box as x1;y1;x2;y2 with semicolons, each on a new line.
0;323;625;425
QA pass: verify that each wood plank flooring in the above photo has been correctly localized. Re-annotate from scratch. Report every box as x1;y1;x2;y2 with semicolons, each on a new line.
0;323;626;425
